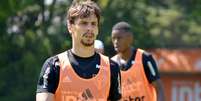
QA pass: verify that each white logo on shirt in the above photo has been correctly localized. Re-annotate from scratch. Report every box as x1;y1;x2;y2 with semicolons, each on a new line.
96;64;100;69
131;60;135;65
147;61;156;76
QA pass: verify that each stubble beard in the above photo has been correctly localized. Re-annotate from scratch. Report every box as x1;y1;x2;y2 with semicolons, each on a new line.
81;40;94;47
81;32;95;47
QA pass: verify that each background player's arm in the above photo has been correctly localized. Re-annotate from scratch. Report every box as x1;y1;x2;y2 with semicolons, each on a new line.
36;93;54;101
142;52;165;101
152;79;165;101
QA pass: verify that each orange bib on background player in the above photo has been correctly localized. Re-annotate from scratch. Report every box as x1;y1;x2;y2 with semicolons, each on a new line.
121;49;156;101
55;52;110;101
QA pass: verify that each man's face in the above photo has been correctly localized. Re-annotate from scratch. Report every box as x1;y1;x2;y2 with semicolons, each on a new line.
112;30;132;53
69;14;98;47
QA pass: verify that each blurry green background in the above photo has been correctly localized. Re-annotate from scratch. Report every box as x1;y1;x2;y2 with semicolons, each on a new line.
0;0;201;100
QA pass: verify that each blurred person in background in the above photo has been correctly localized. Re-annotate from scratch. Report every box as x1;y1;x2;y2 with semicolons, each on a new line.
94;39;104;54
36;0;121;100
111;21;165;101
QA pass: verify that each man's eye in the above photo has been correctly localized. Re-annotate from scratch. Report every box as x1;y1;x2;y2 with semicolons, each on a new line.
112;37;117;40
91;22;97;26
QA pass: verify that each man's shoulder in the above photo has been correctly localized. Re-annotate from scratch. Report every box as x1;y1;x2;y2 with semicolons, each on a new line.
99;54;119;68
55;50;70;58
136;48;152;57
111;55;118;62
43;50;70;67
44;56;58;65
109;58;120;74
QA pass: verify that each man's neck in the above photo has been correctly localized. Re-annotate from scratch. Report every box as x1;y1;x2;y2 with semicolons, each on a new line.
71;45;95;58
118;47;133;62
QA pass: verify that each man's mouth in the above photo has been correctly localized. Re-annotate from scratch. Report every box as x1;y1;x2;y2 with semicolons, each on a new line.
83;32;95;38
114;45;120;48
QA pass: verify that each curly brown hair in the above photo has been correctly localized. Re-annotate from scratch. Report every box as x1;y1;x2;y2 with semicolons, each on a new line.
67;0;101;25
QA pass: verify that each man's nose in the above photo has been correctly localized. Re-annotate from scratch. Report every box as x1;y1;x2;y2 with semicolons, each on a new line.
86;24;94;30
114;39;118;44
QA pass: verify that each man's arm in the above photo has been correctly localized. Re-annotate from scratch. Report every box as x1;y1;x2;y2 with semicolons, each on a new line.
152;79;165;101
36;56;60;101
36;93;54;101
142;52;165;101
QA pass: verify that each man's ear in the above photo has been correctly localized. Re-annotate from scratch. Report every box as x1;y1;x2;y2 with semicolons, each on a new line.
67;20;73;34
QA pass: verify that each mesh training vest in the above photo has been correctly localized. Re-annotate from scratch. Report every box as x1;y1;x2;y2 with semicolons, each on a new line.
121;49;156;101
55;52;110;101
